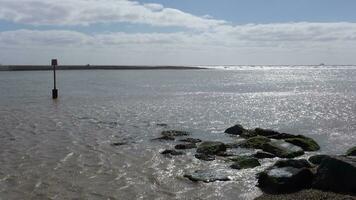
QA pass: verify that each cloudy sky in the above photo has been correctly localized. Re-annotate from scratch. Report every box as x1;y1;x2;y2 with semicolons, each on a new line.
0;0;356;65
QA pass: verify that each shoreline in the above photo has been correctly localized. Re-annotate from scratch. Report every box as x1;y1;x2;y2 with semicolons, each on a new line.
0;65;206;71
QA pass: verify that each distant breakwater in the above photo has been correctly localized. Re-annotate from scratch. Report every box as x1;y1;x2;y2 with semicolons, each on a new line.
0;65;206;71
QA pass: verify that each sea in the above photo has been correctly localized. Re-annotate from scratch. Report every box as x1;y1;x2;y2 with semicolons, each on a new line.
0;65;355;200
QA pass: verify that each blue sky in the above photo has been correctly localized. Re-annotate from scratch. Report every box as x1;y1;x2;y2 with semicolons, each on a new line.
137;0;356;24
0;0;356;65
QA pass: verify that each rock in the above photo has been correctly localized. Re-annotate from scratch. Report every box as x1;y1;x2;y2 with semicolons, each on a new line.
261;140;304;158
284;136;320;151
175;143;197;150
274;159;313;169
255;128;280;137
257;167;314;193
195;153;215;161
313;156;356;194
179;138;202;143
239;136;271;149
161;130;189;137
111;142;128;146
308;155;330;165
161;149;184;156
230;156;261;169
254;151;276;159
184;169;230;183
196;141;227;155
152;135;175;141
225;124;246;135
255;189;356;200
156;123;168;127
346;146;356;156
268;133;299;139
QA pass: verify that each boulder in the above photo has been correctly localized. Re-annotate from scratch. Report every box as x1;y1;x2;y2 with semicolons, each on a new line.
284;136;320;151
239;136;270;149
184;169;230;183
313;156;356;194
255;128;280;137
257;167;314;193
161;130;189;137
195;153;215;161
308;155;330;165
268;133;299;140
274;159;313;169
196;141;226;155
161;149;185;156
261;140;304;158
346;146;356;156
254;151;276;159
230;156;261;169
175;143;197;150
224;124;246;135
179;138;202;143
111;142;128;146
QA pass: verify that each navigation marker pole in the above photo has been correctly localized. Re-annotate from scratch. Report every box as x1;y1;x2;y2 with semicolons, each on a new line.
52;59;58;99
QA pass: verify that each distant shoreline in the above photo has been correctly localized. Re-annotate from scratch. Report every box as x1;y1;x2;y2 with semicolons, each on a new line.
0;65;206;71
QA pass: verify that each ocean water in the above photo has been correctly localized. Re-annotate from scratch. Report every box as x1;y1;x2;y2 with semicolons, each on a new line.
0;66;355;200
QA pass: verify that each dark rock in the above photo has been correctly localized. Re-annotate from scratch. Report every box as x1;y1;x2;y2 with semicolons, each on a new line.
274;159;313;169
284;136;320;151
225;124;246;135
161;149;184;156
179;138;202;143
239;136;271;149
184;169;230;183
230;156;261;169
268;133;299;139
254;151;276;159
196;141;227;155
111;142;128;146
308;155;330;165
175;143;197;150
156;123;168;127
346;146;356;156
257;167;314;193
255;128;280;137
261;140;304;158
216;152;235;157
152;135;175;141
161;130;189;137
195;153;215;161
313;156;356;194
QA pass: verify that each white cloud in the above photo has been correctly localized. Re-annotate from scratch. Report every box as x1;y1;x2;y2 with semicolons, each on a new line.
1;22;356;65
0;0;226;30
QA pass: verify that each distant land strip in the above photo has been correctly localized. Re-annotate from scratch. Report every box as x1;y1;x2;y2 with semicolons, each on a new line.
0;65;206;71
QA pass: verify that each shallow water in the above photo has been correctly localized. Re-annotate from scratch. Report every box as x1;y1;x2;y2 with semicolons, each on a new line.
0;67;355;200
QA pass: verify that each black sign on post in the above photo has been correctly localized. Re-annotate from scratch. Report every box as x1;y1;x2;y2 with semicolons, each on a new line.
52;59;58;99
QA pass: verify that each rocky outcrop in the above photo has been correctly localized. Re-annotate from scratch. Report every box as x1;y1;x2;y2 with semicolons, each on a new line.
238;136;270;149
261;140;304;158
161;130;190;137
257;167;314;193
230;156;261;169
274;159;313;169
184;169;230;183
308;155;330;165
195;153;215;161
313;156;356;194
175;143;197;150
284;136;320;151
161;149;185;156
196;141;227;155
346;146;356;156
253;151;276;159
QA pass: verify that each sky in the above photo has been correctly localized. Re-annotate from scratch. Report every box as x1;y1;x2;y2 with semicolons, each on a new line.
0;0;356;65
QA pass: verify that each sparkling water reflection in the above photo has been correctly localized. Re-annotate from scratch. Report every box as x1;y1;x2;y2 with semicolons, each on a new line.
0;67;355;199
